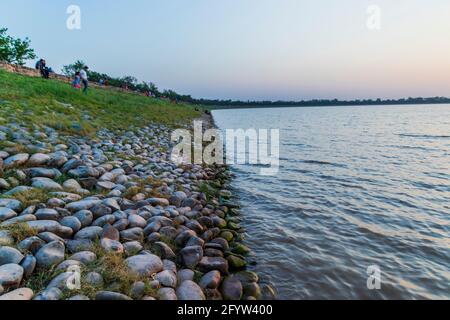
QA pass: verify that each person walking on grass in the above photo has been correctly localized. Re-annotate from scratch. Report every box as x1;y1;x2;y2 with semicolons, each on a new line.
80;66;89;93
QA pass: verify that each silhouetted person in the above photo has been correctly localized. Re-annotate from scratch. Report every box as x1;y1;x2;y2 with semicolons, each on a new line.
35;59;50;79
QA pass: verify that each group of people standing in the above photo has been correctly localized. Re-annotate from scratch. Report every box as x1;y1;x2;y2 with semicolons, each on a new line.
72;66;89;93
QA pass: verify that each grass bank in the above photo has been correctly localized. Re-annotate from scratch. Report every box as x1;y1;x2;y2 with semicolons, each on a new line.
0;69;201;136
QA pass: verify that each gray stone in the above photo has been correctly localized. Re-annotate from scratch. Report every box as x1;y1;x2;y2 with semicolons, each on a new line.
0;199;22;211
62;179;82;191
100;238;124;253
158;287;178;300
177;269;195;283
73;210;93;228
27;153;51;166
69;251;97;264
35;241;65;268
155;270;177;288
95;291;132;300
21;255;36;279
3;154;29;169
120;227;144;242
123;241;143;255
0;207;17;222
153;242;176;260
92;214;115;227
0;288;33;300
35;208;59;221
125;254;163;277
60;216;82;233
180;246;203;269
96;181;116;190
177;280;206;300
74;226;103;240
46;272;73;290
34;287;62;300
0;264;24;289
66;199;101;212
0;247;24;266
198;257;229;274
85;272;103;287
38;232;64;243
66;239;93;253
29;168;60;179
221;276;243;300
130;281;145;300
199;270;222;289
17;236;45;254
31;178;63;191
128;214;147;228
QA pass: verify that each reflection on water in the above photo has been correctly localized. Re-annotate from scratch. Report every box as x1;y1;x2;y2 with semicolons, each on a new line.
213;104;450;300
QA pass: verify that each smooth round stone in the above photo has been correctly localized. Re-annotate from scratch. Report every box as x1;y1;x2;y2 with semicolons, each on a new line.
35;208;59;221
73;210;93;228
0;247;24;266
0;288;34;300
153;242;176;260
3;153;29;169
163;259;177;274
155;270;177;288
177;269;195;283
38;232;64;243
199;270;222;289
100;238;124;253
101;225;120;241
69;251;97;264
221;276;243;300
85;272;103;287
66;200;102;212
74;226;103;240
0;207;17;222
177;280;206;300
158;287;178;300
62;179;82;191
0;199;22;211
34;287;62;300
125;254;163;277
130;281;145;300
0;264;24;289
128;214;147;228
95;291;132;300
123;241;143;255
46;272;73;290
35;241;65;268
180;246;203;269
21;255;37;279
31;178;63;191
60;216;82;233
120;228;144;242
92;215;115;227
47;198;66;208
18;236;45;254
27;153;50;166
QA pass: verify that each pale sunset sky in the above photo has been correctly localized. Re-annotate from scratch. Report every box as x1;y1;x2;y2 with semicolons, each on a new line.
1;0;449;100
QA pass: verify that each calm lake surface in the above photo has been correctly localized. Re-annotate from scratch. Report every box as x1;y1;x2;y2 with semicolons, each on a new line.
212;104;450;300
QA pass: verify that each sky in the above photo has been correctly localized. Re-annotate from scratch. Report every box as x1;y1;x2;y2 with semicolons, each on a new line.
1;0;450;101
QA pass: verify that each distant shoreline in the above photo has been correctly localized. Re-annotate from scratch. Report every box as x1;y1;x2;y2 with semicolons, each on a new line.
206;101;450;110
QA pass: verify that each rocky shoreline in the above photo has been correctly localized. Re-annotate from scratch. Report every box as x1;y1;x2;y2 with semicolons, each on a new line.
0;113;275;300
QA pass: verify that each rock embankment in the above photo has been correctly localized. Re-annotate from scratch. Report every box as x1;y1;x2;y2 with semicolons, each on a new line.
0;119;274;300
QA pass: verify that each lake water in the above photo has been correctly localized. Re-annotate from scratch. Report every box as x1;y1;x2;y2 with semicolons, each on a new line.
212;104;450;300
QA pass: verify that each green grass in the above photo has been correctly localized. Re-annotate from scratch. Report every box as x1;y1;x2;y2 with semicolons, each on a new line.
0;69;201;136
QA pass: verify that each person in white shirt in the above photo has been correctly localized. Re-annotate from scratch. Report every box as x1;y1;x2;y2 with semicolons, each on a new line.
80;66;89;93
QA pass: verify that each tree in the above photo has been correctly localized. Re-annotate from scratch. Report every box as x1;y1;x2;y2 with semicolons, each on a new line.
0;28;14;62
61;60;86;76
0;28;35;65
11;37;36;66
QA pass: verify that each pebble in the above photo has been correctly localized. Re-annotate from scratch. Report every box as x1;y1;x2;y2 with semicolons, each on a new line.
35;241;65;268
177;280;206;300
0;264;24;289
125;254;163;277
0;288;34;300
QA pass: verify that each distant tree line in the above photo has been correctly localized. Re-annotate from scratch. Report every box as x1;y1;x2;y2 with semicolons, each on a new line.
2;27;450;108
0;28;36;66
